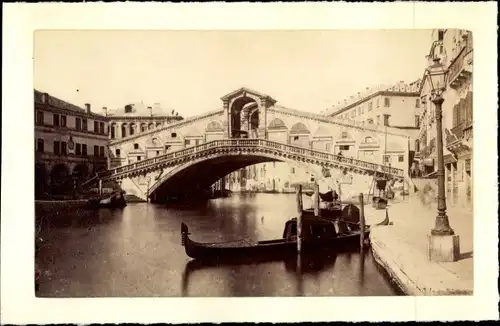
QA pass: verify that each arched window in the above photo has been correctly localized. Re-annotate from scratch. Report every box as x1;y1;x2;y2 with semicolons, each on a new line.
121;124;127;138
129;123;135;136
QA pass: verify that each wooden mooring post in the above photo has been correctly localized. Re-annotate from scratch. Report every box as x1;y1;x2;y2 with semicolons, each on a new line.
359;193;366;249
296;185;303;253
313;180;321;217
98;179;103;196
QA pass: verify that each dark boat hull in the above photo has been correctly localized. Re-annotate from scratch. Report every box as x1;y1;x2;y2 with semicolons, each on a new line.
302;208;342;219
181;224;369;264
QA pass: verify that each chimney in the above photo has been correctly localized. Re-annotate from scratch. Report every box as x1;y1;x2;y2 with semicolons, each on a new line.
102;106;108;116
85;103;91;114
147;106;153;117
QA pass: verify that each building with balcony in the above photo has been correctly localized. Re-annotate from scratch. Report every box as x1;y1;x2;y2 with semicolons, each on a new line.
417;29;473;198
105;102;184;140
34;90;109;198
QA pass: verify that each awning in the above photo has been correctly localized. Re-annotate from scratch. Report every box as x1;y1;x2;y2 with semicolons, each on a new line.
443;154;457;165
423;158;434;167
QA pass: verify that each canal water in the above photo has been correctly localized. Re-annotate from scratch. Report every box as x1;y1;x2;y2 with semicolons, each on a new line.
36;193;399;297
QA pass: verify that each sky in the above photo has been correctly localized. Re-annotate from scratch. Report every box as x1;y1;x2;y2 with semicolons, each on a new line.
34;30;432;116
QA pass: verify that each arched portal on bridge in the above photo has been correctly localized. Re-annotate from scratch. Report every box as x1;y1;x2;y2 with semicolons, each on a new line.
221;87;277;140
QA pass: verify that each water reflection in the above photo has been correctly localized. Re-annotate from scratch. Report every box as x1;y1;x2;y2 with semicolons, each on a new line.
37;193;398;297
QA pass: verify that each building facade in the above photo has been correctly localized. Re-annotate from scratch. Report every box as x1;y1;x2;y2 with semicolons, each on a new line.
323;80;422;130
322;81;421;170
105;102;184;140
34;90;109;198
417;29;473;199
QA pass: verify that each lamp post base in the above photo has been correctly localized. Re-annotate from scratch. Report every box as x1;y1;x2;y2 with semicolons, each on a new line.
428;234;460;262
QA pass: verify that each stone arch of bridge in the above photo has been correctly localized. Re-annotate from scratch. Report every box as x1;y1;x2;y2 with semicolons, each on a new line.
147;150;366;201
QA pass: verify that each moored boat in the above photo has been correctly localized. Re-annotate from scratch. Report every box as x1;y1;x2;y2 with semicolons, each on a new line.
180;207;390;264
88;191;127;209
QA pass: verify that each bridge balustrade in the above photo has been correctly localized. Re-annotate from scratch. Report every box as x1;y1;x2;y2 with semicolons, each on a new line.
97;138;405;180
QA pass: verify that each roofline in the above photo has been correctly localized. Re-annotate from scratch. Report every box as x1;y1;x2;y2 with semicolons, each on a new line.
326;90;420;117
220;87;277;104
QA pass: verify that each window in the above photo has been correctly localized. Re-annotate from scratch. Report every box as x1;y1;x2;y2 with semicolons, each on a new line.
340;145;350;151
195;139;200;146
99;146;105;157
384;155;391;163
36;139;44;152
171;132;177;138
416;99;420;108
129;124;135;136
438;30;444;41
134;143;139;150
76;143;81;155
291;167;295;174
341;132;348;139
293;136;299;141
76;118;82;131
398;155;404;162
141;125;147;132
384;98;391;107
36;111;44;125
351;110;356;118
82;119;88;131
137;156;142;161
367;118;374;124
100;122;105;134
415;115;420;127
111;126;115;139
364;136;374;143
124;104;133;113
115;149;121;157
53;141;60;155
94;145;99;156
415;139;420;152
156;150;160;156
376;99;380;107
82;144;88;156
358;107;362;115
61;115;67;127
377;115;380;125
326;143;331;152
368;102;373;111
94;121;99;133
165;145;171;151
185;139;191;146
53;114;60;127
383;114;390;126
61;142;67;155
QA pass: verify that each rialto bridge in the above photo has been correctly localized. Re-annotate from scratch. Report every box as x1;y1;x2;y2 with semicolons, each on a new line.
90;88;415;203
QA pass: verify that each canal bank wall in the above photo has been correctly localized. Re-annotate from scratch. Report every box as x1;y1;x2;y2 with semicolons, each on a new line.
368;194;473;295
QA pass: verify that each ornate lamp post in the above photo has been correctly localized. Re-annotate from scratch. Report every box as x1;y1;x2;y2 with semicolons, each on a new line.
426;57;459;262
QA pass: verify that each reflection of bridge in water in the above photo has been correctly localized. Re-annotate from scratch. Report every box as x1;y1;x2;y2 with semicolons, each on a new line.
84;87;414;203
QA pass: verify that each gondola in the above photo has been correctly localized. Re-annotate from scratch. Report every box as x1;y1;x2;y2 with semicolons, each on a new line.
88;191;127;209
180;205;391;264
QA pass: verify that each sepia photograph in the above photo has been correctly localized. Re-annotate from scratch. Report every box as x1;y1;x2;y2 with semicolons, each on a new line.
1;2;498;324
33;29;473;298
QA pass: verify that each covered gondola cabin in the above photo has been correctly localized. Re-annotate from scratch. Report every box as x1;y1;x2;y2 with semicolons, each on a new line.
282;217;339;242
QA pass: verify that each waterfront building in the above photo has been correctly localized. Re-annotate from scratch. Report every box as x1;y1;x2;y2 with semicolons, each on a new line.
417;29;473;198
323;80;422;131
105;102;184;140
34;90;109;198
